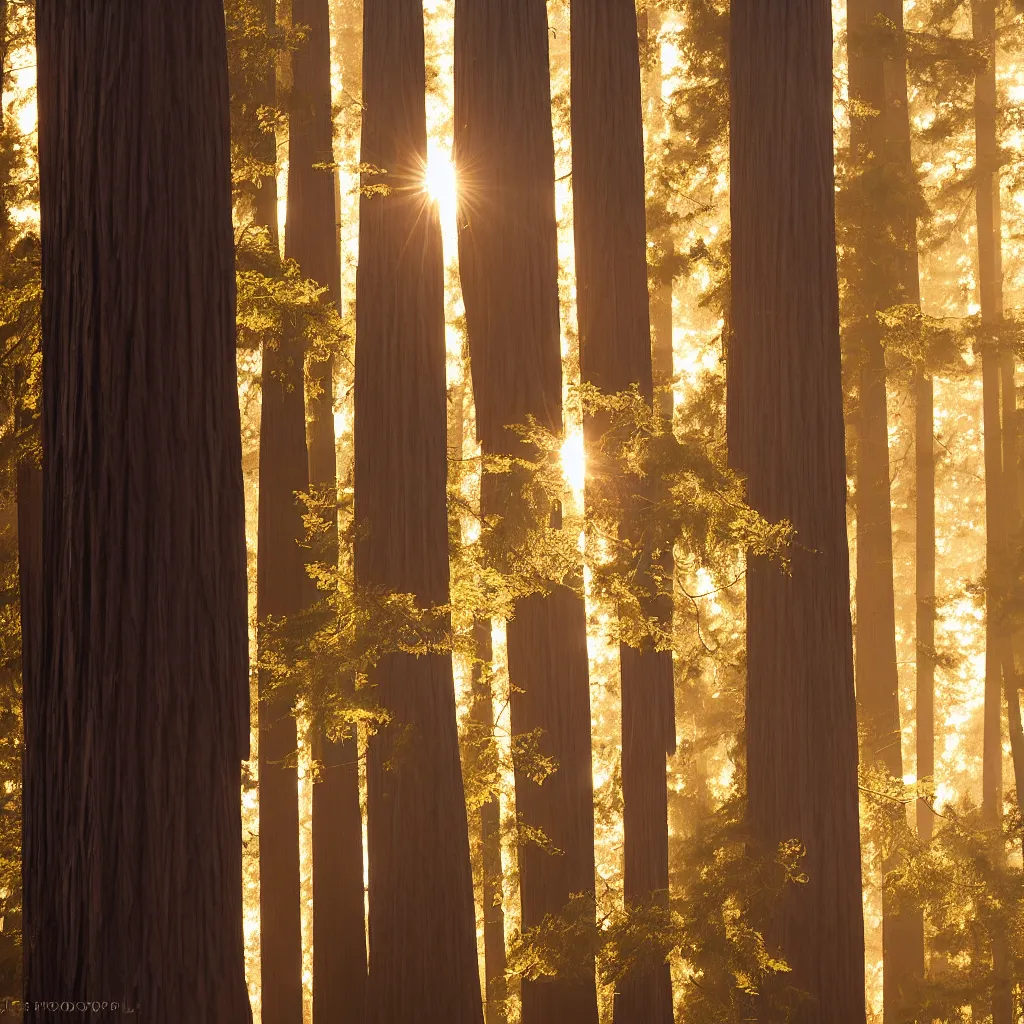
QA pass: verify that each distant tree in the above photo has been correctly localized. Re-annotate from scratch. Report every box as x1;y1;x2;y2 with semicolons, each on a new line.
973;3;1016;1020
454;2;596;1021
237;0;308;1019
356;1;482;1020
729;3;866;1021
844;0;927;1007
570;1;674;1019
26;2;251;1019
286;1;367;1020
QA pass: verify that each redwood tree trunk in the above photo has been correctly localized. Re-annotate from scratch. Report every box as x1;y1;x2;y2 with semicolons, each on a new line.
973;3;1015;1020
252;0;305;1019
286;2;367;1020
729;4;866;1022
27;3;251;1019
454;2;597;1021
846;0;926;1007
356;2;483;1021
570;3;674;1022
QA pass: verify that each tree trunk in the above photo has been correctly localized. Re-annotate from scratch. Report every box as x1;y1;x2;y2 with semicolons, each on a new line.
569;3;674;1022
249;2;306;1020
729;4;866;1022
972;3;1015;1020
916;368;936;845
286;2;368;1020
846;0;927;1007
453;3;597;1021
356;2;483;1021
27;3;251;1019
471;619;508;1024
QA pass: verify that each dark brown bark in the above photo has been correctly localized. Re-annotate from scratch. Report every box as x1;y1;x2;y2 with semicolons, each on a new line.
250;2;305;1020
570;3;673;1022
729;4;866;1022
285;1;368;1019
356;2;482;1021
26;3;251;1020
453;2;596;1021
846;0;926;1006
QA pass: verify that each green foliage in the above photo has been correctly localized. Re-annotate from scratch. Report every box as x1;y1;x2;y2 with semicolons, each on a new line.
503;790;813;1024
860;762;1024;1022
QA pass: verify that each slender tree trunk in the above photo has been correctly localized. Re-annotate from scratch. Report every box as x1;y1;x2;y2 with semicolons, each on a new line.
471;619;508;1024
27;4;251;1019
251;3;306;1021
454;3;596;1021
730;4;866;1022
286;2;368;1019
973;4;1015;1019
916;367;936;845
846;0;927;1008
356;2;483;1020
570;4;674;1022
642;8;675;431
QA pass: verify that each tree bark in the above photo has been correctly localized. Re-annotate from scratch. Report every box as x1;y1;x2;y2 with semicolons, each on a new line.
569;3;674;1022
286;2;368;1020
356;2;483;1021
846;0;927;1006
247;2;306;1020
27;3;251;1019
453;3;597;1021
729;4;866;1022
972;3;1015;1019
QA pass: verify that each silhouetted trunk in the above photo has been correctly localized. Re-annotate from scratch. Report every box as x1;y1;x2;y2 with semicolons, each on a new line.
730;4;866;1022
250;2;305;1020
973;4;1015;1019
356;2;483;1021
286;1;368;1019
454;3;596;1021
846;0;926;1006
570;3;674;1022
27;3;251;1019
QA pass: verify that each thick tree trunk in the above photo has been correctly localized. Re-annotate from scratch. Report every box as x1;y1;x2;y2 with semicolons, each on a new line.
569;4;674;1022
286;2;368;1020
729;4;866;1022
26;4;251;1020
846;0;927;1007
250;2;305;1021
356;2;483;1021
453;3;596;1021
